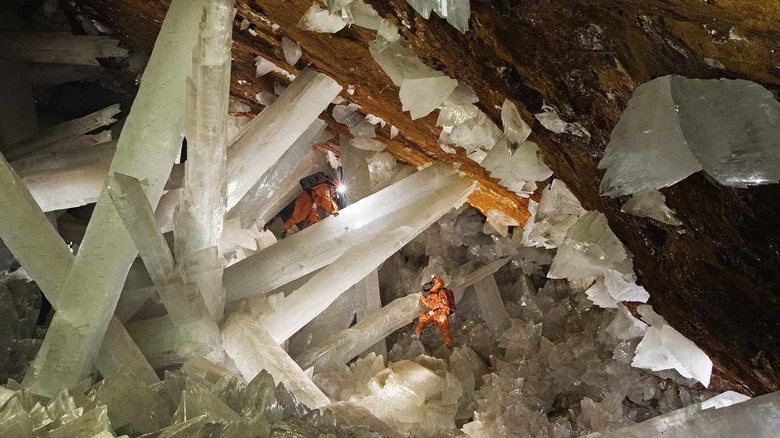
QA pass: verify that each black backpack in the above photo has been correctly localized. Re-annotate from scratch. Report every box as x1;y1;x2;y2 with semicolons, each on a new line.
299;172;332;192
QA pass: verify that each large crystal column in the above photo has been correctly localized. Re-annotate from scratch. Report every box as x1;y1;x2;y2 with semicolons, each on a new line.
107;173;222;362
222;313;331;409
258;177;475;344
340;138;386;359
174;0;233;318
223;163;461;300
0;154;158;385
295;293;427;371
0;33;128;65
226;120;326;228
23;0;209;397
225;68;342;209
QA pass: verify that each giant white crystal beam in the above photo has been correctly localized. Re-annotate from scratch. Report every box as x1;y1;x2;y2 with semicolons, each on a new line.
259;230;413;344
226;120;326;228
598;76;701;197
0;153;158;385
12;139;115;176
473;274;511;336
225;68;342;209
0;61;37;148
21;159;111;212
591;390;778;437
223;163;462;300
175;0;233;319
23;0;210;397
449;257;509;295
0;32;128;65
295;293;427;371
3;104;120;161
222;313;331;409
340;139;386;358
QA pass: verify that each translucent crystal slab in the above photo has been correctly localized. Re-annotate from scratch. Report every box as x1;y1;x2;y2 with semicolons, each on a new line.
11;138;115;176
598;76;701;197
670;77;780;187
399;75;458;120
281;37;302;66
93;369;171;433
225;68;341;209
501;99;532;151
482;140;552;194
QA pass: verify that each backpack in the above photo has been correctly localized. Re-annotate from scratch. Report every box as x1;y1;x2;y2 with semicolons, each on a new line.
444;288;456;314
299;172;332;192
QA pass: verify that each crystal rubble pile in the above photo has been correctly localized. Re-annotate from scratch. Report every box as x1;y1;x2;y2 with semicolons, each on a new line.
0;362;391;437
309;204;733;437
599;75;780;197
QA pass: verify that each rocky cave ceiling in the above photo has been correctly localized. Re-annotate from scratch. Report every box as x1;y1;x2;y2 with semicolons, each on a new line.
71;0;780;396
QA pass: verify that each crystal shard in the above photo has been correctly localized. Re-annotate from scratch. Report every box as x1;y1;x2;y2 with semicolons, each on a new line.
632;325;712;387
281;37;302;66
399;75;458;120
482;140;552;195
621;190;682;226
297;3;347;33
501;99;532;152
598;76;701;197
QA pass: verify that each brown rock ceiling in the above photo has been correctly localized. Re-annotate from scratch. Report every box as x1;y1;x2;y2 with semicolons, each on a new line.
76;0;780;395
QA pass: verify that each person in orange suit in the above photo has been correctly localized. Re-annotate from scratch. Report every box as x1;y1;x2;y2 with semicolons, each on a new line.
415;275;456;348
282;172;340;232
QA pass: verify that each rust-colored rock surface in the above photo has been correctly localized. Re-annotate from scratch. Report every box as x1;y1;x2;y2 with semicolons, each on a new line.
78;0;779;395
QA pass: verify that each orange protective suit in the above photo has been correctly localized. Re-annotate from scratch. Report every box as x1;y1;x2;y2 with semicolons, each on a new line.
282;184;339;231
415;276;455;348
282;183;339;231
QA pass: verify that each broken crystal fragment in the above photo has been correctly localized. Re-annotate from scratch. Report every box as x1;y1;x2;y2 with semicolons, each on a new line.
348;0;383;30
298;3;347;33
621;190;682;226
281;37;302;66
254;55;295;80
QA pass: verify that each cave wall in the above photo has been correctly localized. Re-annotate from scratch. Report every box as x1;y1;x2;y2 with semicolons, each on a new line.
77;0;780;395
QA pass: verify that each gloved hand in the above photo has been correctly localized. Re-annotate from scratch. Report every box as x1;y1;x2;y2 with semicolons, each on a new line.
332;211;340;217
